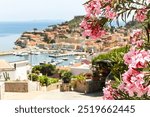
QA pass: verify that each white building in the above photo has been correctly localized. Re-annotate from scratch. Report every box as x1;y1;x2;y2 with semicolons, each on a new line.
0;60;31;81
70;64;92;75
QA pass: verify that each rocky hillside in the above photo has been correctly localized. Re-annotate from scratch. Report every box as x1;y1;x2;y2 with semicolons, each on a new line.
67;16;84;28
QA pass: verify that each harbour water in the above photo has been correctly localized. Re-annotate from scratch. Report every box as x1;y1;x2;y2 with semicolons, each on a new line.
0;21;81;66
0;53;81;66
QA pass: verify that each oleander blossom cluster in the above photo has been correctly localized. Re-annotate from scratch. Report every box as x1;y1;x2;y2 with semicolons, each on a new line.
81;0;149;39
80;0;116;39
80;17;106;39
135;8;148;22
103;30;150;100
81;0;150;99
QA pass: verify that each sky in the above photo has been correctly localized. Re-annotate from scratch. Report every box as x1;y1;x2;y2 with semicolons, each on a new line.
0;0;85;22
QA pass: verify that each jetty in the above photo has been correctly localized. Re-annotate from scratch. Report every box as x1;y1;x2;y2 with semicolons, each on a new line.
49;52;86;58
0;51;14;56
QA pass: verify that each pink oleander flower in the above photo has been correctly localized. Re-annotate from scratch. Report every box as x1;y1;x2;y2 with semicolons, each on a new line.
123;48;136;65
135;8;147;22
130;29;142;45
103;85;115;100
124;48;150;69
134;84;148;97
80;17;106;39
130;50;150;68
129;57;147;68
124;83;135;97
130;73;145;85
105;5;116;19
135;40;145;48
118;83;126;91
121;77;146;97
130;29;142;37
84;0;101;17
122;68;140;84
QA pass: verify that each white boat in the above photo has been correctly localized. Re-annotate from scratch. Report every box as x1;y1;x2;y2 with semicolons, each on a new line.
21;52;28;56
62;57;68;61
57;60;64;64
15;52;23;56
30;51;41;55
51;62;58;65
69;60;75;65
13;52;17;55
75;56;80;60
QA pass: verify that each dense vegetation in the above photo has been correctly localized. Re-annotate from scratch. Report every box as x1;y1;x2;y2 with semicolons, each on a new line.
28;74;59;86
32;64;56;76
92;46;130;79
67;16;84;29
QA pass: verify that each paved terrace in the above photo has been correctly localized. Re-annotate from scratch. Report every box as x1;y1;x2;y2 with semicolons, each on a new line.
2;89;103;100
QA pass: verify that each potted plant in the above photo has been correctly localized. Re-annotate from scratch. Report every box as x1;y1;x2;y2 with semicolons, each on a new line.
60;70;72;83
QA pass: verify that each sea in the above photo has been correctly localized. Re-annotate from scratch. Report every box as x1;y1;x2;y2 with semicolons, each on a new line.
0;21;80;66
0;21;62;51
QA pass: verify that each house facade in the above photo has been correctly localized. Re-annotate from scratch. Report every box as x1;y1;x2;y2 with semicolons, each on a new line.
0;60;31;81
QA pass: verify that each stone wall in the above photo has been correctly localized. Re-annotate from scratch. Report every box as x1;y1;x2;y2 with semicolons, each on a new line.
74;79;102;93
47;82;60;91
5;81;41;92
5;81;28;92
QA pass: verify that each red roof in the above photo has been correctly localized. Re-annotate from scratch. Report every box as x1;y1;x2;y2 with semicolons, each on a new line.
81;60;91;65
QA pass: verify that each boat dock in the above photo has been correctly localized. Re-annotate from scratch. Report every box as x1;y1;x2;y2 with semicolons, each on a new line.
0;51;14;56
0;49;86;57
49;52;86;58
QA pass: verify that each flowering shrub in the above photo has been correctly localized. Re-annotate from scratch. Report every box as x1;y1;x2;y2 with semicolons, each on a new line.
81;0;150;99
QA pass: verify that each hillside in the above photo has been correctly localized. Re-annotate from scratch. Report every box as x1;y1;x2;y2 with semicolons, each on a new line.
67;16;84;28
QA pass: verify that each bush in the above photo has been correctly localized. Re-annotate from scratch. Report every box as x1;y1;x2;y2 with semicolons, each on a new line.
32;66;42;74
38;75;49;86
59;70;72;83
38;76;59;86
47;78;59;86
92;46;129;79
72;74;86;81
32;64;56;76
28;73;39;81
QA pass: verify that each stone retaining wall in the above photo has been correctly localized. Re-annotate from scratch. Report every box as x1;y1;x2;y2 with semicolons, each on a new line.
5;81;28;92
74;80;102;93
47;82;60;91
5;81;40;92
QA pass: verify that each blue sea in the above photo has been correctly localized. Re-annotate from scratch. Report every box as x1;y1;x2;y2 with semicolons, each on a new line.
0;21;62;51
0;20;80;66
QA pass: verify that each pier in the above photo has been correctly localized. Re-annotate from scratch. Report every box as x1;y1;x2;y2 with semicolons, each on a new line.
49;52;86;58
0;51;14;56
0;49;86;57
